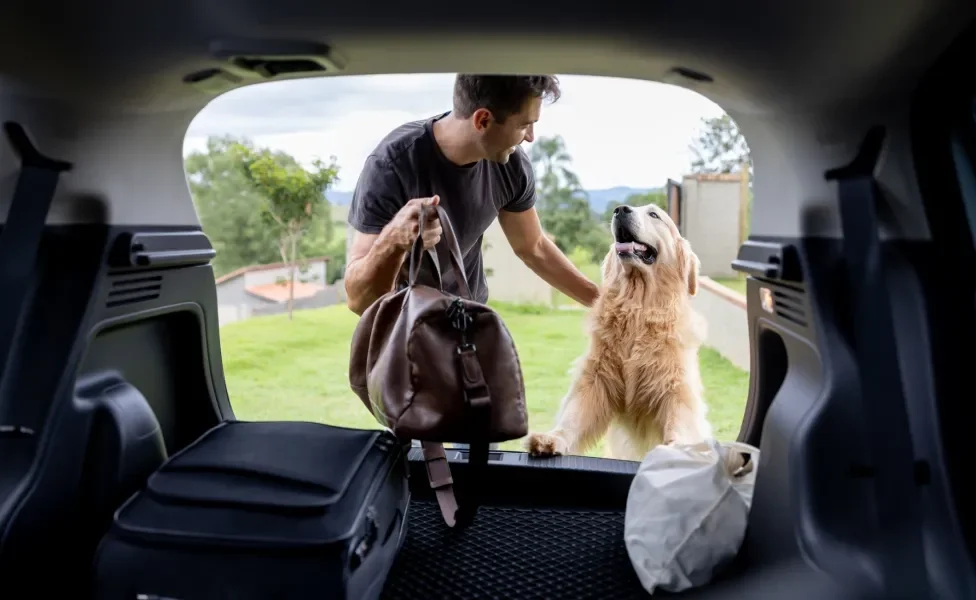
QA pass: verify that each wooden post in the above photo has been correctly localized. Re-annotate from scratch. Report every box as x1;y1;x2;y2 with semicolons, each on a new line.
738;161;751;280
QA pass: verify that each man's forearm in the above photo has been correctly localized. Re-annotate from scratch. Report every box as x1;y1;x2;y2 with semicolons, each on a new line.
344;230;408;315
520;238;600;307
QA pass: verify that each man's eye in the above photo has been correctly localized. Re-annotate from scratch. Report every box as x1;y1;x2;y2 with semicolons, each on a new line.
649;212;661;219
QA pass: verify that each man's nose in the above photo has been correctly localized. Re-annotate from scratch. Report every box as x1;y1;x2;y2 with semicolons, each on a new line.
524;125;534;143
614;205;631;215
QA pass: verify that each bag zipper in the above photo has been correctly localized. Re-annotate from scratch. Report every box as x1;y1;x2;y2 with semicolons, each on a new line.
445;297;475;351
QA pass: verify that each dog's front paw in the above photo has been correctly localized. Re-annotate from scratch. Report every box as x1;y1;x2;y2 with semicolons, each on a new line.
524;432;568;457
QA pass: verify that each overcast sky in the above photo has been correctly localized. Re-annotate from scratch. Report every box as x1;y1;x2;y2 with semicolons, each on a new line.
183;74;726;192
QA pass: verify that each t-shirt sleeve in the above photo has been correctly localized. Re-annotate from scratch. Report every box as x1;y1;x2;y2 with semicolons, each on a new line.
502;147;537;213
347;155;407;234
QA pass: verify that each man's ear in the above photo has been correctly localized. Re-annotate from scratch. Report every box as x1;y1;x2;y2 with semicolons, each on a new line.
683;239;700;296
472;108;493;132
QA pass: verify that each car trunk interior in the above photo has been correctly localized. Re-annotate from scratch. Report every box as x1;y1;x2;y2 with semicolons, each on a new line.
2;0;976;598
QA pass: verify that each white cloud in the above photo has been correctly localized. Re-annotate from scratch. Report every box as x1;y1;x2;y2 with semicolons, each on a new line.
183;74;726;192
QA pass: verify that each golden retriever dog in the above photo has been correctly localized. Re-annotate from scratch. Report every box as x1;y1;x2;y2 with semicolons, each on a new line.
525;202;714;461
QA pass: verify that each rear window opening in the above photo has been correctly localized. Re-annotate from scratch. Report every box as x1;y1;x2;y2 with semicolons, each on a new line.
4;10;971;599
182;73;757;458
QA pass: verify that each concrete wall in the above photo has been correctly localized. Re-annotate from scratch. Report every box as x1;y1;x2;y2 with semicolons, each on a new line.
692;277;750;372
250;287;342;318
216;274;250;326
681;175;742;279
481;218;551;305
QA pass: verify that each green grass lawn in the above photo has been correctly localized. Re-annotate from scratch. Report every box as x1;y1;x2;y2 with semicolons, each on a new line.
712;276;747;296
220;303;750;457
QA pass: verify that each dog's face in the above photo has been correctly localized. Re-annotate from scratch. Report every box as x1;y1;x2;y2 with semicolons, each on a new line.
604;203;699;296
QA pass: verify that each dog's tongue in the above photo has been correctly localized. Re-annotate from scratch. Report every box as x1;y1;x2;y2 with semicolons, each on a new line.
615;242;648;254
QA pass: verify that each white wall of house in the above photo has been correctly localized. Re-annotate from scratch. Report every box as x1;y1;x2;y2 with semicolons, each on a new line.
216;275;249;326
216;259;329;326
481;218;551;305
681;175;742;279
217;303;252;326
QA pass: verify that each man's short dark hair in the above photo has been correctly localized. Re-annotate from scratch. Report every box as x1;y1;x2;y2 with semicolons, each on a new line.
453;74;561;123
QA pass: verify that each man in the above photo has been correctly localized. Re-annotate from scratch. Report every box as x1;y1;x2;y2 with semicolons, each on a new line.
344;74;600;315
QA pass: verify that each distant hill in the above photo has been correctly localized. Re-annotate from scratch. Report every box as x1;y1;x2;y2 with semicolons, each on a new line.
328;190;354;206
327;186;660;213
583;187;661;213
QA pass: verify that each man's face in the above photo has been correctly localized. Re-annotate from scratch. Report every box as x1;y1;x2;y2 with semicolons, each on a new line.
473;96;542;164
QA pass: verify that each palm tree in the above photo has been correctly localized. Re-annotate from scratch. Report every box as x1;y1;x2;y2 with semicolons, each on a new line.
529;135;583;195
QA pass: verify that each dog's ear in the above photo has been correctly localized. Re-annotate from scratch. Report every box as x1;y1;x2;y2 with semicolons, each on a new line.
683;239;700;296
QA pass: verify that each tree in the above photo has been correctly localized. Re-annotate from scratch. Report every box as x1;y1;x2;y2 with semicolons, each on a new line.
236;145;341;320
688;114;752;176
529;135;606;262
531;135;584;194
186;136;282;275
601;191;668;223
185;136;340;278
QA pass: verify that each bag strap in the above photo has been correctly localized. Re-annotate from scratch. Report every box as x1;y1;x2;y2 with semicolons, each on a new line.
420;441;459;526
0;123;72;390
420;344;492;529
454;345;491;527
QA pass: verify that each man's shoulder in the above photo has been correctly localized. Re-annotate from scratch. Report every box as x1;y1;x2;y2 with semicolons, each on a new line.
369;113;443;168
510;145;534;176
487;145;534;190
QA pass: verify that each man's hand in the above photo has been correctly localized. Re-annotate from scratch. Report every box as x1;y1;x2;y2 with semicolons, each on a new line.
384;195;443;251
344;195;443;316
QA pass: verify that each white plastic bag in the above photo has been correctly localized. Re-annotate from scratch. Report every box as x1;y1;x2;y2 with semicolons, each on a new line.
623;439;759;594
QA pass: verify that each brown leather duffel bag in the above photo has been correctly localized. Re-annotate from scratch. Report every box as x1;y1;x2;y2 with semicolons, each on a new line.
349;204;528;528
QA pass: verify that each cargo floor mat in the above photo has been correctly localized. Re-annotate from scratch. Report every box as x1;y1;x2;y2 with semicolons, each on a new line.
382;500;646;599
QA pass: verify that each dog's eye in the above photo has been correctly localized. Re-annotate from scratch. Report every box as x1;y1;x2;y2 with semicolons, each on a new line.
648;211;661;219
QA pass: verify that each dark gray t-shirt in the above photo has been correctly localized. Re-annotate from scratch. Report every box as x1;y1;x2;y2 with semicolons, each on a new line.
347;112;537;303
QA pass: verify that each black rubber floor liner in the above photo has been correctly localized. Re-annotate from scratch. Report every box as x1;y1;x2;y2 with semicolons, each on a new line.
382;500;647;599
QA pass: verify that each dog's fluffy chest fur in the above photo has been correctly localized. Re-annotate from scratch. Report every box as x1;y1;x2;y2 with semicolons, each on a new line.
590;296;705;414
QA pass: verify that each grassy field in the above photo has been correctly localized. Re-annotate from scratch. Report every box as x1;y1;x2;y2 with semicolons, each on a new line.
220;303;750;456
712;276;747;296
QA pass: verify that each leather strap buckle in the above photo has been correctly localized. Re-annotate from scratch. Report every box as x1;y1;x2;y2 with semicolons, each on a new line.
423;444;453;489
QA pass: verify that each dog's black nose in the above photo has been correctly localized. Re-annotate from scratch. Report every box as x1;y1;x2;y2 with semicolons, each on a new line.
614;205;631;215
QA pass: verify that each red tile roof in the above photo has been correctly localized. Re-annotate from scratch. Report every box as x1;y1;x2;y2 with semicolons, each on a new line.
245;281;325;303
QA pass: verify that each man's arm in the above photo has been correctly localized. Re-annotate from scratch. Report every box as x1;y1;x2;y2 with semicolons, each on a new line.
497;207;600;308
343;156;406;315
344;230;409;316
344;196;442;316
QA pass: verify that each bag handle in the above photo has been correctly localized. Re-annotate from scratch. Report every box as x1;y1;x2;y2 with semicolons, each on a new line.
406;203;443;291
406;203;473;300
407;245;443;291
720;440;759;477
722;441;760;456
